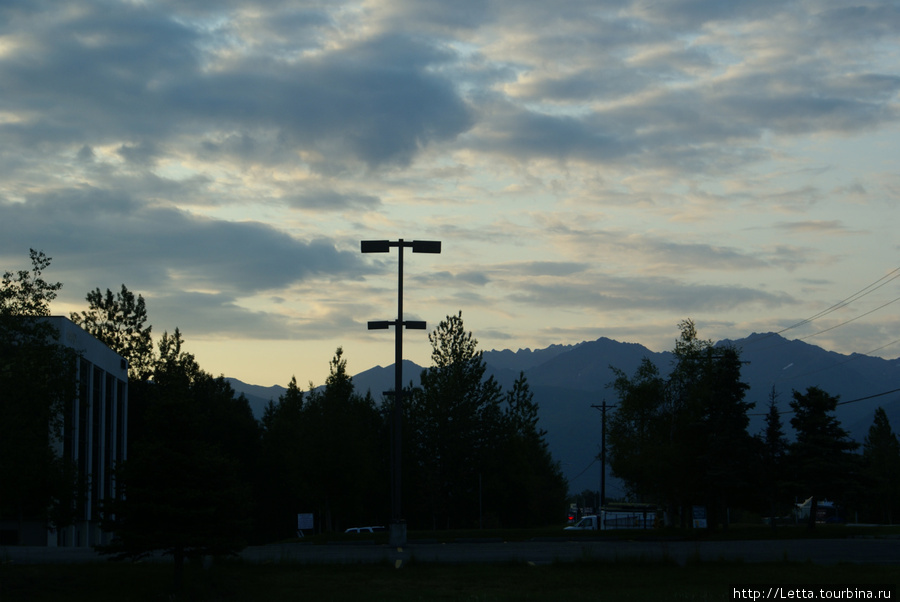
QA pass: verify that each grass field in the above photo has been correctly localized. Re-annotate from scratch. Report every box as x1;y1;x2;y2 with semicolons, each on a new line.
3;526;899;600
2;558;898;601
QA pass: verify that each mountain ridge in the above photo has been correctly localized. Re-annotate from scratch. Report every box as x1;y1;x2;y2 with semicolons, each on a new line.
227;333;900;494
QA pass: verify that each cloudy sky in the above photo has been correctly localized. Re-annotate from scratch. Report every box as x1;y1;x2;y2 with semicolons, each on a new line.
2;0;898;388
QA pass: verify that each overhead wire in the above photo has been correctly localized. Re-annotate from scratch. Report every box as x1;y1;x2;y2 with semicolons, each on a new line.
790;296;900;342
744;265;900;349
765;338;900;385
747;386;900;417
569;458;598;483
775;265;900;336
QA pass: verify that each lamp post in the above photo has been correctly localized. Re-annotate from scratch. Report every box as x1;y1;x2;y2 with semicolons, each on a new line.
361;239;440;546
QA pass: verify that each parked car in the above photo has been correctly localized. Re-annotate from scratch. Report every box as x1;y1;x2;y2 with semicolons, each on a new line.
344;526;386;534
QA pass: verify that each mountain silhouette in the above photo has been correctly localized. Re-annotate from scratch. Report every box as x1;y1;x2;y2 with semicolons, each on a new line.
228;333;900;495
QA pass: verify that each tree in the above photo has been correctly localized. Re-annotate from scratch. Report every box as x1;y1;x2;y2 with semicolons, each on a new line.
0;249;61;316
0;250;80;543
258;377;307;540
607;319;754;529
493;372;568;527
861;407;900;524
70;285;155;381
758;389;790;527
406;312;565;529
98;329;258;590
299;348;385;532
408;311;504;529
607;358;670;504
788;386;860;528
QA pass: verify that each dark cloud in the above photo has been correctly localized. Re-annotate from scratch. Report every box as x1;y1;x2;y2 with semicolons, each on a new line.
283;190;381;212
0;187;365;297
149;291;299;340
471;103;634;163
117;142;162;167
815;5;900;39
0;5;473;170
545;225;772;272
508;275;796;313
634;0;790;27
384;0;495;31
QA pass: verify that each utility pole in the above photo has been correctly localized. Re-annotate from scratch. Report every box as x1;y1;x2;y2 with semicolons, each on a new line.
591;401;616;508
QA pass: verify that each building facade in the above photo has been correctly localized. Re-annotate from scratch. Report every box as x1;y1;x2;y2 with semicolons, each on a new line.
0;317;128;547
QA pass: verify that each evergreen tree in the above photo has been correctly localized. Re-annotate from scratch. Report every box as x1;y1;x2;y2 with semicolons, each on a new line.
258;377;307;540
494;372;567;527
408;311;503;529
300;348;385;531
788;386;860;528
408;312;566;528
759;389;790;525
98;329;258;590
861;407;900;524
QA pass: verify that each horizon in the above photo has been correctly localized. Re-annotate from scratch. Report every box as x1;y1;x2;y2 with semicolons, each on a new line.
225;329;900;391
2;2;898;388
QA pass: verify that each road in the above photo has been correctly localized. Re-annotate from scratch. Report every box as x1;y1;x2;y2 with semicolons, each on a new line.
240;537;900;566
7;537;897;566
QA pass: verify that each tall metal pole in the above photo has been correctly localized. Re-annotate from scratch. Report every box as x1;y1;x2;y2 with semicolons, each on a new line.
393;240;404;523
362;238;439;547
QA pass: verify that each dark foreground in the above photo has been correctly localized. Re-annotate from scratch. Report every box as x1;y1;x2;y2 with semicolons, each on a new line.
3;537;899;601
5;536;900;566
2;559;898;601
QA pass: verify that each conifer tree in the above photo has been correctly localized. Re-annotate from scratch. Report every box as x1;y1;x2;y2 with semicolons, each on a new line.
788;386;860;528
862;407;900;524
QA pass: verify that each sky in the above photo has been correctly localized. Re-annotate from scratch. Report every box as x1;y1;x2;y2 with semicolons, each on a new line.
1;0;898;390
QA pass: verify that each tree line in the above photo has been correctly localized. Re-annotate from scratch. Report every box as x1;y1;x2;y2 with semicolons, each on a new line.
606;319;900;528
1;250;567;573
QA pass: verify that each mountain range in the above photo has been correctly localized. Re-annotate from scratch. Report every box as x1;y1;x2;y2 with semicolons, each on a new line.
227;333;900;496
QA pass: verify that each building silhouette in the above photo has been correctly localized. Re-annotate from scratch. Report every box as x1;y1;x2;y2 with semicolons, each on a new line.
0;317;128;547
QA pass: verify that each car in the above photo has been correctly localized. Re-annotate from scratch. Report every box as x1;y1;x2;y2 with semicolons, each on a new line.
344;526;386;534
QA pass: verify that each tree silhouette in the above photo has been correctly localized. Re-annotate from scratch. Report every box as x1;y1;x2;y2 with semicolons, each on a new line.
788;386;860;528
98;329;257;591
0;250;79;543
608;319;754;529
862;407;900;524
70;285;155;381
409;312;503;529
408;312;565;529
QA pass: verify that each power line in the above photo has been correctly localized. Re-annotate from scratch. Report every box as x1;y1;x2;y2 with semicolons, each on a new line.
792;295;900;342
748;387;900;416
569;458;598;483
745;265;900;348
767;338;900;384
775;266;900;335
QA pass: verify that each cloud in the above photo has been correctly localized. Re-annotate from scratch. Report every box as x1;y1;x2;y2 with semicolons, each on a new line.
0;186;365;298
507;274;796;313
283;189;381;212
0;4;474;171
773;221;852;235
1;0;898;377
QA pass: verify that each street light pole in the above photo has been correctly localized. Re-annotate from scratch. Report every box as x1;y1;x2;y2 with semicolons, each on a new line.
362;239;440;546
